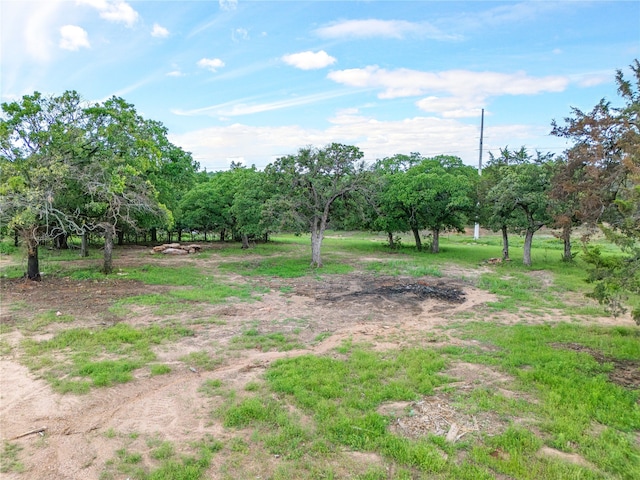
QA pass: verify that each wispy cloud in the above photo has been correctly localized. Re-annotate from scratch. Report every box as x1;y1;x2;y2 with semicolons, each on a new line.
151;23;169;38
282;50;336;70
197;57;225;72
78;0;139;27
315;19;460;41
219;0;238;11
172;90;354;117
232;27;249;42
59;25;91;51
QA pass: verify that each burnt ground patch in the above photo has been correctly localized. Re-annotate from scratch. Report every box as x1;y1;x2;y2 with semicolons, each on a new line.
552;342;640;390
317;277;465;303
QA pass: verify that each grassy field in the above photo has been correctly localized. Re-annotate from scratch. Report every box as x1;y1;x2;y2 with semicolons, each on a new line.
0;230;638;479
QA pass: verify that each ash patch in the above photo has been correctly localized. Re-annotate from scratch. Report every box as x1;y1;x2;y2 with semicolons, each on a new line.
319;279;465;303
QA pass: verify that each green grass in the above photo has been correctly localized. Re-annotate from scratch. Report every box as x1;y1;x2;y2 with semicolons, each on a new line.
230;327;304;352
219;255;353;278
448;322;640;478
212;324;638;479
23;309;75;332
180;351;222;371
365;259;442;277
0;442;24;474
21;323;193;393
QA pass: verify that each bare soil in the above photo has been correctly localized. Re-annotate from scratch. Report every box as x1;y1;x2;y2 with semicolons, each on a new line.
0;245;636;479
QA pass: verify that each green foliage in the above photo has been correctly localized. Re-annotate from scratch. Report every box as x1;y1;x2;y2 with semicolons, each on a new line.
370;154;477;252
552;60;640;322
264;143;367;267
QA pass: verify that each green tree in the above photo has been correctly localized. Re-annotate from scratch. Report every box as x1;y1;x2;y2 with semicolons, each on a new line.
143;122;199;243
230;166;273;247
0;91;83;279
264;143;366;267
365;153;422;248
379;155;476;252
480;147;533;261
485;148;554;266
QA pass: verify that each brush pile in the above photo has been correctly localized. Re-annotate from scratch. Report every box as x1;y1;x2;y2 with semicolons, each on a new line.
151;243;202;255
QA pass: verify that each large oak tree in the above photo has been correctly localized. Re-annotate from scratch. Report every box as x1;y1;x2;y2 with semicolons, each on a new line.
264;143;366;267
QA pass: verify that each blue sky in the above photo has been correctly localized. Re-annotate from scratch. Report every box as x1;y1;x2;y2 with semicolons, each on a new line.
2;0;638;171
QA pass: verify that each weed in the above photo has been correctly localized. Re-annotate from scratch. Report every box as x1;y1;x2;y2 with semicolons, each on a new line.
150;364;172;376
230;328;303;352
0;442;24;474
198;379;223;397
180;351;222;371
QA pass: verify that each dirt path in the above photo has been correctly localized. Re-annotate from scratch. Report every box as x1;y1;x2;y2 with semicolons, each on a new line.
0;245;635;479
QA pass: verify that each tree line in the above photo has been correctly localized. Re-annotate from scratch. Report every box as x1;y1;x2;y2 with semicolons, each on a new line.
1;61;638;321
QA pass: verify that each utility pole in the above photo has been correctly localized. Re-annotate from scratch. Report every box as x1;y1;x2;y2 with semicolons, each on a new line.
473;108;484;241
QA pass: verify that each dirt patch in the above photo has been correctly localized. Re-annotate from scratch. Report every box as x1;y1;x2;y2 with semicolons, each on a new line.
551;342;640;389
0;245;629;479
379;362;532;443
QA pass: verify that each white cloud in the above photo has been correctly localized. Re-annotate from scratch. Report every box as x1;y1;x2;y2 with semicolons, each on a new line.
232;28;249;42
197;58;225;72
281;50;336;70
219;0;238;11
59;25;91;51
416;96;485;118
315;19;460;41
167;70;185;77
151;23;169;38
329;66;568;99
169;114;562;172
78;0;139;27
327;66;570;116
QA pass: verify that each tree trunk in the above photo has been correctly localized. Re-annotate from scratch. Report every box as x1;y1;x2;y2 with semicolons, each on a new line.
54;232;69;250
80;231;89;257
167;231;172;243
311;229;323;267
387;231;395;249
103;226;114;274
411;226;422;251
523;228;535;266
219;229;226;242
241;233;250;249
562;224;573;262
263;233;269;243
501;225;510;261
117;230;124;246
150;227;157;243
177;229;182;242
14;229;19;247
26;237;41;281
431;228;440;253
